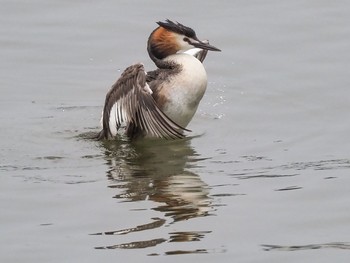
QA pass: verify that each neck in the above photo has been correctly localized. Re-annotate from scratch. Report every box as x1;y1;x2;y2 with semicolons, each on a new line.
147;44;177;69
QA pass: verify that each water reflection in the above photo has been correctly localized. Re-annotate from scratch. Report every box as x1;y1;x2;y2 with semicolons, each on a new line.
94;137;213;253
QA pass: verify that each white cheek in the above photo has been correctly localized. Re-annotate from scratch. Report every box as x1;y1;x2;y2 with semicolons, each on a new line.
174;33;192;52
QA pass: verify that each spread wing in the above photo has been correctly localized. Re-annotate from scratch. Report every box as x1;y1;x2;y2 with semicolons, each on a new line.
98;63;189;140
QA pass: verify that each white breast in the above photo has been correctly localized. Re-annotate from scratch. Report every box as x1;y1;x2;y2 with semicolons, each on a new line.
162;53;208;127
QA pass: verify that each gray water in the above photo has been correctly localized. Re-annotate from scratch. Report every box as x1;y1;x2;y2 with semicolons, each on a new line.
1;1;350;262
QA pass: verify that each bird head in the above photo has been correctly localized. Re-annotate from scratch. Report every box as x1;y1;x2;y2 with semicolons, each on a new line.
148;19;221;60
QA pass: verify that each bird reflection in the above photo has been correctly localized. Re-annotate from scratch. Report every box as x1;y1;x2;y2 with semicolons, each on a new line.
95;137;213;251
102;137;212;222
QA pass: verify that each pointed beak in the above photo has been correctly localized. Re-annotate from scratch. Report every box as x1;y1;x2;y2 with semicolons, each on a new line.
191;39;221;52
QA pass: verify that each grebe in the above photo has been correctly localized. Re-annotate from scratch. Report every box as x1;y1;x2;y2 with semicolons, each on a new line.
98;19;220;140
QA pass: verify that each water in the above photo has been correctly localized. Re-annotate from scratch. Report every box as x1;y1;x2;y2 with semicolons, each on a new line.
1;1;350;262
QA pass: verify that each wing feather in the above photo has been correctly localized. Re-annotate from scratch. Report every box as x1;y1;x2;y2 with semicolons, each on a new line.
99;63;189;140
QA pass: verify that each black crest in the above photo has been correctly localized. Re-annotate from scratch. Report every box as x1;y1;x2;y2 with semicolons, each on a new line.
157;19;197;39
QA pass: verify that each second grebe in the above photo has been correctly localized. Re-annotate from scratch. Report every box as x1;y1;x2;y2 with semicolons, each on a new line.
98;19;220;140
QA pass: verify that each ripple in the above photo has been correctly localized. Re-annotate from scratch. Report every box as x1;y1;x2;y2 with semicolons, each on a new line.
90;218;165;236
95;238;167;250
56;105;101;111
229;158;350;180
169;231;212;242
262;242;350;251
274;185;303;191
164;249;208;255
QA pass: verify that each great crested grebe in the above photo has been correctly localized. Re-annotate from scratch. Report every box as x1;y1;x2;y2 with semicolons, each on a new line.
97;19;220;140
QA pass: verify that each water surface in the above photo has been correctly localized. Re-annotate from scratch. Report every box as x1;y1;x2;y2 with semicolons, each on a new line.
1;1;350;262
